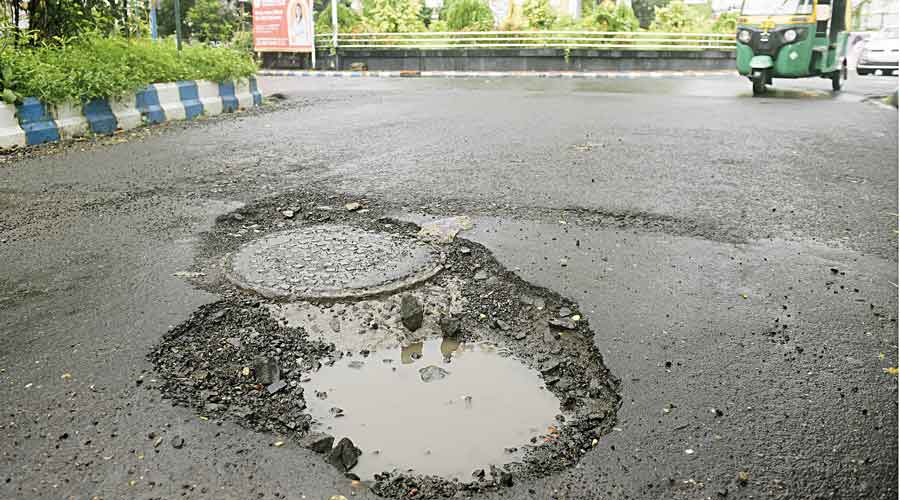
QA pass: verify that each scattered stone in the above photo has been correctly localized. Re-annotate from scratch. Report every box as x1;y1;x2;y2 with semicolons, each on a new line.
400;295;424;331
494;319;511;331
559;258;568;267
472;469;486;480
267;380;287;394
499;471;514;487
326;438;362;472
737;471;749;485
474;270;488;281
282;209;295;219
417;216;474;243
459;246;471;255
438;315;460;338
549;318;577;330
329;317;341;333
226;337;242;349
171;436;185;449
344;202;361;212
252;356;280;385
558;307;572;318
231;213;244;221
710;407;724;417
513;330;527;340
419;365;450;383
299;432;335;453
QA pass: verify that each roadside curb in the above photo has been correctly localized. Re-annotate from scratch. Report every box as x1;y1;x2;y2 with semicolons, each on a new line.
0;76;264;150
259;69;736;79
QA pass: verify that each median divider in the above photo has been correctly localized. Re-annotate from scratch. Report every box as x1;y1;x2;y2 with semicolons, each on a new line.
53;101;89;140
0;78;264;151
0;103;26;149
196;81;224;116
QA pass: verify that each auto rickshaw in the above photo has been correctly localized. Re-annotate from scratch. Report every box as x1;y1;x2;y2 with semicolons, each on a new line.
735;0;851;95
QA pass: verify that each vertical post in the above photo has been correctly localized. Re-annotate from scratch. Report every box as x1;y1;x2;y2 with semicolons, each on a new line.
174;0;183;50
331;0;339;69
150;0;159;40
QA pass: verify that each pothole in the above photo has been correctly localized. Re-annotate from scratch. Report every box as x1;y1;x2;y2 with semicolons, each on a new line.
226;224;442;300
151;193;620;499
305;337;562;480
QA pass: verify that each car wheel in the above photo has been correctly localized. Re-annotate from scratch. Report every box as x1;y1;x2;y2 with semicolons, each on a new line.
856;68;869;76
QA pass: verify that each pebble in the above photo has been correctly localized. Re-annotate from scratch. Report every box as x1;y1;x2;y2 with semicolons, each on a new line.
171;436;185;449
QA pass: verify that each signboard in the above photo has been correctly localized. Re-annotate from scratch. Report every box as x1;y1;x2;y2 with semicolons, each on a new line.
252;0;315;52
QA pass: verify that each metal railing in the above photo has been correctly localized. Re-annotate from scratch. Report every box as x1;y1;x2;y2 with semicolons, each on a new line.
315;31;736;51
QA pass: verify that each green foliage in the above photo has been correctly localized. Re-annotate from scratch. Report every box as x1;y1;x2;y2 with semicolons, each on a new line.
229;30;255;56
631;0;669;28
587;0;639;31
650;0;705;32
315;3;362;34
158;0;196;39
187;0;239;42
522;0;556;29
441;0;494;31
5;32;257;104
711;10;739;33
361;0;426;32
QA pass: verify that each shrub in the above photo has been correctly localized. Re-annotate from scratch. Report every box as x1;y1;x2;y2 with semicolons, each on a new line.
712;10;739;33
442;0;495;31
650;0;701;32
5;33;257;104
362;0;426;32
588;0;639;31
522;0;556;29
499;3;528;31
315;2;363;34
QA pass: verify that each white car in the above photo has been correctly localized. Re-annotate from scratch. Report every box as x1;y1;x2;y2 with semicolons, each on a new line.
857;26;899;76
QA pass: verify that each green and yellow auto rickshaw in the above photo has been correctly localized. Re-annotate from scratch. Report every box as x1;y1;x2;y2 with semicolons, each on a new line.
736;0;851;95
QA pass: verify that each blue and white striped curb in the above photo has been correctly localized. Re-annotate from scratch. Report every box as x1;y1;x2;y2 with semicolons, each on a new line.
259;69;735;79
0;76;264;150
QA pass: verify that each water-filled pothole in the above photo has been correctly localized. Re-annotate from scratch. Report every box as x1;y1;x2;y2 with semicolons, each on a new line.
153;193;620;499
304;337;562;480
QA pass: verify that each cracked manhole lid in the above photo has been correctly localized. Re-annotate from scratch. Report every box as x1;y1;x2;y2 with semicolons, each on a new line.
227;225;442;300
304;337;562;480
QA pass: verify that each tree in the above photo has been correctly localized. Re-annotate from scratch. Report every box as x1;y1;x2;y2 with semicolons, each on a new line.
362;0;425;32
187;0;238;42
587;0;639;31
522;0;555;29
442;0;494;31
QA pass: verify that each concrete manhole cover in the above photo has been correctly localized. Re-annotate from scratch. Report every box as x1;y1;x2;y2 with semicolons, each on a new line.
226;225;442;300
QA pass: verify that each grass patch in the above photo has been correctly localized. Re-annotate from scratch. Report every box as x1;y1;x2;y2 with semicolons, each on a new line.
4;35;257;104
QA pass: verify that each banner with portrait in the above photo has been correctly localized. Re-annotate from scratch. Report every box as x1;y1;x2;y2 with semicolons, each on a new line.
252;0;315;52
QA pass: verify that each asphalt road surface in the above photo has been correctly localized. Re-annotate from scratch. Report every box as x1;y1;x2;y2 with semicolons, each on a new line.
1;71;897;500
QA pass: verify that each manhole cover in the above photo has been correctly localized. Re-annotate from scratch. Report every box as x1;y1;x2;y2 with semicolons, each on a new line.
227;225;442;300
305;337;561;480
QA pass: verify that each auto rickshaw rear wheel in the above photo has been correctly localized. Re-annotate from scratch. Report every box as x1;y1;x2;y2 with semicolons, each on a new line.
752;73;767;96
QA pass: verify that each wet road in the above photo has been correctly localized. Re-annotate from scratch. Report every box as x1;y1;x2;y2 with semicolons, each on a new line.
1;72;897;500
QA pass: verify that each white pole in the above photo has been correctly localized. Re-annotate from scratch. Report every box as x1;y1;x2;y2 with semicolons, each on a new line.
332;0;339;45
332;0;339;68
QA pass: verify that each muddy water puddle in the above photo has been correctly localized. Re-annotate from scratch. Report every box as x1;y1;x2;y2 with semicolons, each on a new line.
303;337;562;480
